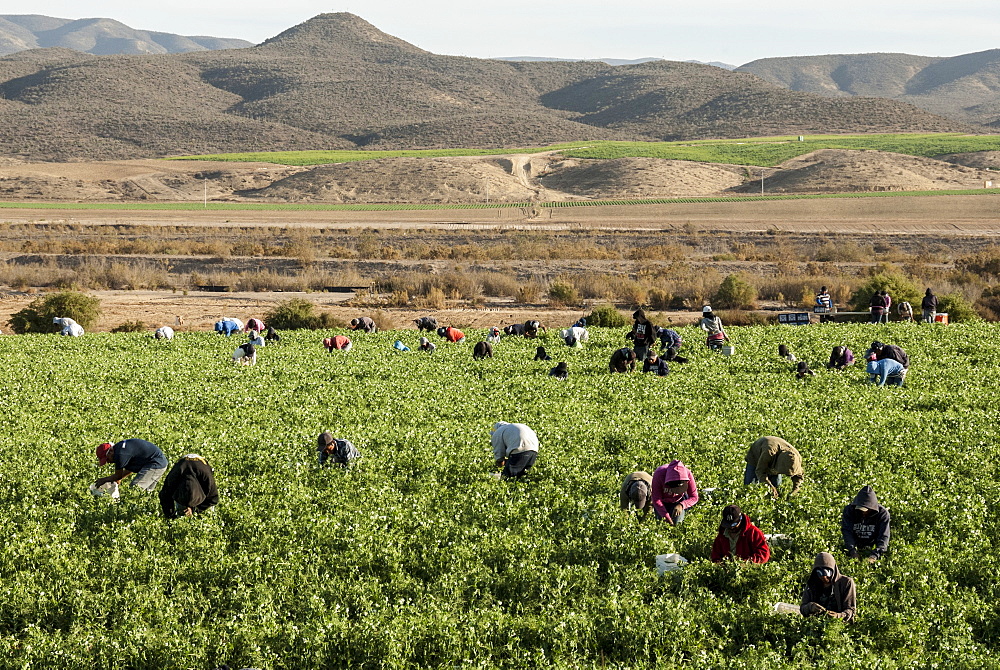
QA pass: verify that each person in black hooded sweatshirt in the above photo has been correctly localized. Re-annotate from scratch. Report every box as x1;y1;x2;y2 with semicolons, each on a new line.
841;485;891;563
801;552;856;621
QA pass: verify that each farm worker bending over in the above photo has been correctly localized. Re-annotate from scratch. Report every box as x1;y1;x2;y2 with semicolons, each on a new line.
214;319;241;336
560;326;589;347
650;460;698;525
710;504;770;563
524;320;545;338
627;310;657;361
349;317;377;333
842;485;890;563
264;326;281;343
619;471;653;517
232;342;256;365
699;307;727;349
642;351;669;376
53;317;84;337
317;431;360;467
154;326;174;340
866;356;905;387
247;330;265;348
437;326;466;343
866;340;909;379
95;438;169;493
503;323;526;336
658;327;682;351
486;327;502;345
745;436;804;498
801;552;856;621
158;454;218;519
418;337;436;353
827;346;854;371
245;318;264;333
609;347;637;373
490;421;538;479
413;316;438;332
324;335;352;352
548;361;568;380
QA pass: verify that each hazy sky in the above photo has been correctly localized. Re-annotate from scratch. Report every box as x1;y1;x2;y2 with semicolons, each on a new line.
15;1;1000;65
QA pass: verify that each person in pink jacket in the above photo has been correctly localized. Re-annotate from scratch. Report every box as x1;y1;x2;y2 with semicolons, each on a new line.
650;459;699;525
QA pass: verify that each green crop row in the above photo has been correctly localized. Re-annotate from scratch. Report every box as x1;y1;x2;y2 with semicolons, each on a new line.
0;322;998;668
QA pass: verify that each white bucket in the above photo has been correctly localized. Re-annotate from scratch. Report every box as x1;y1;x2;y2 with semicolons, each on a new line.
722;345;735;356
89;482;120;500
773;602;801;616
655;553;689;575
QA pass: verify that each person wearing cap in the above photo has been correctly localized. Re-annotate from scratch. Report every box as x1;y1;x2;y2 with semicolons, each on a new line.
95;438;169;492
437;326;466;343
627;310;657;362
866;355;905;387
778;344;796;362
418;337;436;353
866;340;909;372
264;326;281;344
154;325;174;340
323;335;353;352
317;432;360;467
710;504;770;563
548;361;569;380
413;316;438;332
642;350;669;376
795;361;815;379
745;436;804;498
214;319;241;336
619;471;653;517
657;327;682;351
827;346;854;371
699;306;727;349
650;460;698;525
158;454;219;519
801;552;856;621
490;421;539;479
246;329;265;348
842;485;891;563
921;288;938;323
609;347;637;373
349;317;377;333
486;327;502;345
815;286;832;310
53;317;84;337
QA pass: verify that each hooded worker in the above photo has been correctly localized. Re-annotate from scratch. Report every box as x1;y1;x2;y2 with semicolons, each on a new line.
744;436;804;498
827;346;854;371
801;552;857;621
841;485;890;562
490;421;538;479
549;361;568;380
710;504;770;563
158;454;219;519
619;471;653;516
650;460;698;524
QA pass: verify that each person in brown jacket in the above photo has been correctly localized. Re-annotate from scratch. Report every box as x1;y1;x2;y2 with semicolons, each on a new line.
801;552;856;622
619;471;653;516
744;436;804;498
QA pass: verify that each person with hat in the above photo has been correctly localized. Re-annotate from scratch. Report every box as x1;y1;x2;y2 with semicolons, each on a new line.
490;421;539;479
349;317;377;333
158;454;219;519
246;329;265;348
548;361;569;380
657;327;682;351
800;552;856;621
94;438;169;493
264;325;281;344
323;335;352;352
710;504;770;563
619;471;653;517
486;327;502;345
795;361;816;379
650;460;699;525
627;310;657;362
642;350;670;376
317;432;360;467
842;485;891;563
609;347;637;373
699;306;728;350
418;337;436;353
437;326;466;343
827;346;855;371
745;436;804;498
534;346;551;361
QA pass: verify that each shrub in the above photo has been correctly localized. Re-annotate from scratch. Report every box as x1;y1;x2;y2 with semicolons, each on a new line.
548;282;580;307
714;274;758;309
370;310;398;331
9;291;101;334
264;298;342;330
849;272;920;312
937;293;981;323
111;320;147;333
585;305;629;328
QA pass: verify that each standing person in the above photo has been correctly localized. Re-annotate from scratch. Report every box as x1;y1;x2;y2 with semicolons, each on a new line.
54;317;84;337
699;306;728;350
881;290;892;325
95;439;169;493
866;355;906;387
800;552;856;621
323;335;352;352
650;460;699;525
869;291;886;324
609;347;637;373
349;317;377;333
548;361;569;380
154;325;174;340
657;327;682;351
745;436;804;498
418;337;436;353
642;350;670;376
842;485;891;563
627;310;657;362
921;288;938;323
827;346;854;371
710;504;770;563
158;454;218;519
619;471;653;517
317;431;360;466
490;421;538;479
816;286;833;310
437;326;466;343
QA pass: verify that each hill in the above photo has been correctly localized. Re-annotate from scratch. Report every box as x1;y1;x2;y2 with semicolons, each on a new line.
738;51;1000;127
0;13;979;161
0;14;252;56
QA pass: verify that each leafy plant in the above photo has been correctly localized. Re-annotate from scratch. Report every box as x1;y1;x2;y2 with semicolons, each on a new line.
714;274;758;309
263;298;342;330
8;291;101;334
585;304;629;327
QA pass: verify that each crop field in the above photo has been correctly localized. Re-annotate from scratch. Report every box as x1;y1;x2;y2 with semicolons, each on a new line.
175;133;1000;168
2;322;999;668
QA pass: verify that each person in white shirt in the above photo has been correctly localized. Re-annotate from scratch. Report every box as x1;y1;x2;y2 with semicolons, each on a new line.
490;422;539;479
53;317;84;337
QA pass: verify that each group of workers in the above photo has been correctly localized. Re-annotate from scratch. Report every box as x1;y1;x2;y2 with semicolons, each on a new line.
619;435;888;621
780;339;910;387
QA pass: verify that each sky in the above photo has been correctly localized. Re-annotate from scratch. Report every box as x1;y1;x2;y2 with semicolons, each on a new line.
13;1;1000;65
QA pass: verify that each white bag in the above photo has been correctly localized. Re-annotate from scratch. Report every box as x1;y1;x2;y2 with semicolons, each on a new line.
89;482;120;500
655;553;689;575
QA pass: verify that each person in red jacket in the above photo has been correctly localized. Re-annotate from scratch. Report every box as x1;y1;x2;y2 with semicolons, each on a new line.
710;504;770;563
437;326;466;343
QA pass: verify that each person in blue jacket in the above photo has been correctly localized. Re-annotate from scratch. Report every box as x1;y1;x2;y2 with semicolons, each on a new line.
866;355;905;386
214;319;241;336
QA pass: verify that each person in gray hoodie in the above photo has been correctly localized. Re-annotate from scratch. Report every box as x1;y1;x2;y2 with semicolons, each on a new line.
841;485;890;563
490;422;539;479
801;552;856;621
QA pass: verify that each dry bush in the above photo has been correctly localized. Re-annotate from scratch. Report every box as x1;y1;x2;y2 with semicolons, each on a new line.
715;309;775;326
517;282;543;303
370;310;398;331
478;273;522;299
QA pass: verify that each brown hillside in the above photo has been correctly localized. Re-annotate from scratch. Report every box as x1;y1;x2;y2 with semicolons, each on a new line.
538;157;745;198
937;151;1000;170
